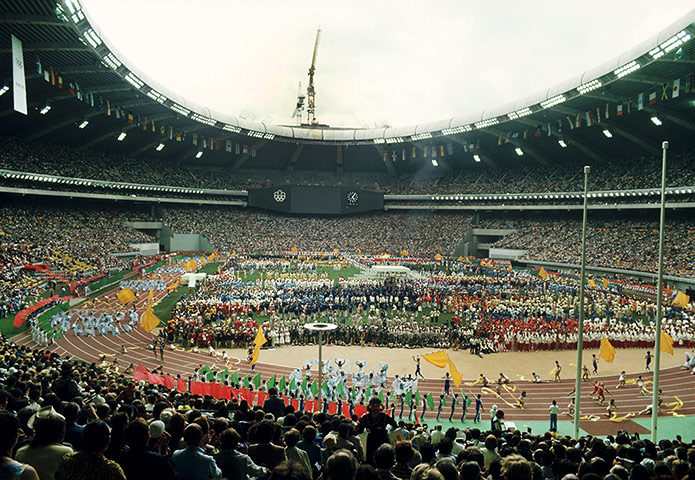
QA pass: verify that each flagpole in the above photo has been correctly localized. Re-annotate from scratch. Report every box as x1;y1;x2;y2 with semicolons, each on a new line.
651;141;668;442
573;166;590;439
318;329;323;409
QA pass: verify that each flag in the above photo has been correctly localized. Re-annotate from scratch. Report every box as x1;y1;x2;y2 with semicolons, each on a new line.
586;111;595;127
117;287;135;304
649;91;657;105
523;127;530;138
599;336;616;363
268;374;277;389
422;350;450;368
243;145;249;154
253;372;261;388
534;125;542;137
447;143;454;155
141;306;160;332
638;93;644;110
220;368;229;383
35;54;42;74
147;288;153;305
661;82;669;101
538;267;548;280
235;143;240;154
660;330;674;355
672;78;680;98
604;103;610;120
686;74;692;93
57;75;63;89
226;140;232;152
575;113;582;128
242;375;250;389
546;123;552;136
673;291;690;308
617;104;623;116
310;380;318;396
250;325;267;365
287;377;294;392
588;279;596;288
378;389;384;404
402;149;406;161
229;371;239;385
426;393;435;410
602;278;608;289
440;145;444;156
507;263;512;272
322;381;330;395
497;134;504;146
448;359;463;387
566;117;575;130
414;390;421;406
382;152;387;162
412;146;416;158
300;377;307;392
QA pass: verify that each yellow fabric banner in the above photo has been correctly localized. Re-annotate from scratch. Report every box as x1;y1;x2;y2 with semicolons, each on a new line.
673;292;690;308
599;335;616;363
117;287;135;304
538;267;548;280
141;307;161;332
660;330;674;355
422;350;450;369
448;359;463;388
250;325;267;366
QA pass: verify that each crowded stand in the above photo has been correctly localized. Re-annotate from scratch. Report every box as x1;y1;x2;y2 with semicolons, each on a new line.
1;335;695;480
3;136;695;196
486;214;695;277
161;208;470;256
164;258;695;356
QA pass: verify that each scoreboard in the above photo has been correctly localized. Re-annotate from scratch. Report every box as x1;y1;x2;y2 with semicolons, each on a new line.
247;186;384;215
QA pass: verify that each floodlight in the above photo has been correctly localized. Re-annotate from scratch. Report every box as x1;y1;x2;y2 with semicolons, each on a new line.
39;103;51;115
650;116;662;126
558;140;567;148
514;147;523;156
156;143;165;151
78;119;89;129
431;159;439;167
602;129;612;138
473;154;481;162
117;132;127;141
0;86;8;96
195;151;203;158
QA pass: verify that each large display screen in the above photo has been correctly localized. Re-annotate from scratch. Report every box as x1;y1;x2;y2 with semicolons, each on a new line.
247;186;384;215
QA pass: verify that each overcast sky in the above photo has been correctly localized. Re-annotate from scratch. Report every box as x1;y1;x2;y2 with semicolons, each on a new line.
81;0;694;129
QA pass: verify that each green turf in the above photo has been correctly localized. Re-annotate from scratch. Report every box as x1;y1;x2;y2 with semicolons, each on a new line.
0;316;23;337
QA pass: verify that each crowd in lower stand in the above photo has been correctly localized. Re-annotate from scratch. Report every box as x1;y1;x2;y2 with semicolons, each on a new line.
2;336;695;480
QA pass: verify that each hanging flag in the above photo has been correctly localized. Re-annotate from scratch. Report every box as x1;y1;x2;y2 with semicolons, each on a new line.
661;82;669;101
648;91;657;105
439;145;444;156
497;134;504;146
127;112;134;124
151;119;156;132
424;146;428;157
534;125;542;137
604;103;610;120
686;74;692;93
588;279;596;288
69;82;75;96
638;93;644;110
43;69;49;82
106;100;111;116
575;113;582;128
392;151;397;162
402;149;406;161
168;126;174;140
602;278;608;289
448;359;463;388
672;78;681;98
556;119;563;134
142;116;147;131
511;132;519;140
412;146;416;158
599;336;616;363
57;75;63;89
202;138;207;149
538;267;548;280
595;108;601;123
175;133;182;142
50;67;55;85
10;35;27;115
242;145;249;154
616;104;623;116
215;139;220;150
382;152;387;162
546;123;552;136
447;143;454;155
235;143;240;155
226;140;232;152
35;54;42;74
251;146;256;157
192;133;198;146
660;330;674;355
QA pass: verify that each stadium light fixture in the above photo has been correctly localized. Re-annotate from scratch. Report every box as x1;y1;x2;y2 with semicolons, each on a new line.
0;85;8;96
431;159;439;167
195;151;203;158
650;116;662;126
156;143;165;151
117;132;127;141
78;119;89;129
39;103;51;115
558;140;567;148
514;147;524;156
473;154;481;162
602;129;613;138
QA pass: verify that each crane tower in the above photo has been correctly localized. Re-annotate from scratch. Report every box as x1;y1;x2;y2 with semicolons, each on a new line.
306;28;321;125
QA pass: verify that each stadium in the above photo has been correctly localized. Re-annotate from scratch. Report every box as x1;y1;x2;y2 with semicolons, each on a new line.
1;0;695;478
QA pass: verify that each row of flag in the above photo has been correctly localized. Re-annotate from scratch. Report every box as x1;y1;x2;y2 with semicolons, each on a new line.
494;75;695;146
382;143;457;163
599;330;676;363
34;56;256;154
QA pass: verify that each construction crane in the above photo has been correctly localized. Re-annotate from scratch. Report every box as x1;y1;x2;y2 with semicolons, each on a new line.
306;27;321;125
291;81;305;125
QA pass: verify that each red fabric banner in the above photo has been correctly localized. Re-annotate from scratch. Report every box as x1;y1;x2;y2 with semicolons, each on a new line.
176;378;187;393
257;391;268;406
342;404;352;418
355;404;367;417
328;402;338;415
241;390;256;405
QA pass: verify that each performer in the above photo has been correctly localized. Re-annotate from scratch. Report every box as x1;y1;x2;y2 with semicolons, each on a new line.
355;397;397;465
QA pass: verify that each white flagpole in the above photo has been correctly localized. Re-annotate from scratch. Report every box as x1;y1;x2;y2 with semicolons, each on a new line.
651;141;668;442
574;166;590;439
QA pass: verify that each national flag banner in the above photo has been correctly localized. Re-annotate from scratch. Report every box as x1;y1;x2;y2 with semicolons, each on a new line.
585;111;595;127
69;82;75;95
638;93;644;110
127;112;134;124
511;132;519;140
392;151;397;162
412;146;417;158
209;138;214;150
106;100;111;116
538;267;548;280
626;98;632;114
660;330;674;355
616;104;623;116
575;113;582;129
192;133;197;146
235;143;240;154
242;145;249;154
556;119;563;134
566;117;574;130
595;108;601;123
401;149;405;161
382;152;387;162
447;143;454;155
216;139;221;150
440;145;444;156
534;125;542;137
142;117;147;131
168;126;174;140
117;287;136;304
43;69;49;82
57;75;63;89
50;67;55;85
672;78;680;98
424;146;428;157
176;133;182;142
498;134;504;146
604;103;610;120
546;123;552;136
251;146;256;156
649;91;657;105
35;54;42;74
202;138;207;149
10;35;27;115
226;140;232;152
686;74;692;93
151;120;156;132
599;335;616;363
661;82;669;101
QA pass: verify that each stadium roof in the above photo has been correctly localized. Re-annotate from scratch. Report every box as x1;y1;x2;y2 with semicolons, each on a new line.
1;1;695;175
